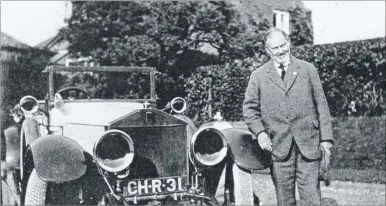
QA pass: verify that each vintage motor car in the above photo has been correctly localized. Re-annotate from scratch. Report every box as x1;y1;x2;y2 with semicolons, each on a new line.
2;65;270;205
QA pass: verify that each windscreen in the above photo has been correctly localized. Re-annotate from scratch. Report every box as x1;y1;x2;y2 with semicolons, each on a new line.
54;72;151;99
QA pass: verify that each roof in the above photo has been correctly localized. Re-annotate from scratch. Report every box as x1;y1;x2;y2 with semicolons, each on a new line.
34;36;57;49
48;51;70;65
34;34;69;52
34;33;71;65
1;31;30;49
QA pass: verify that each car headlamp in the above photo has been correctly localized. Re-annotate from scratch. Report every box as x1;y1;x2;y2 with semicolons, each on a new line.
93;130;134;174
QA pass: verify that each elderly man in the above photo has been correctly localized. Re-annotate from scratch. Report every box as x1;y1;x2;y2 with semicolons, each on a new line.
243;28;334;205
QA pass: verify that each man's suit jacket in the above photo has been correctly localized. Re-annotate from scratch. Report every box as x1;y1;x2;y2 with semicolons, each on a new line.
243;56;334;161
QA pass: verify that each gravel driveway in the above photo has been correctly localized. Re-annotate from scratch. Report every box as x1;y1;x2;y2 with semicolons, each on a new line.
252;172;386;205
2;169;385;205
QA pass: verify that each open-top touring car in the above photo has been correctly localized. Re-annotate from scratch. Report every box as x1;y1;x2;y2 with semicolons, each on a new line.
2;65;270;205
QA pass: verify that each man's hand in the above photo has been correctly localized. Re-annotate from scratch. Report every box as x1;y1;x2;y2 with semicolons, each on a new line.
257;132;272;152
320;141;333;156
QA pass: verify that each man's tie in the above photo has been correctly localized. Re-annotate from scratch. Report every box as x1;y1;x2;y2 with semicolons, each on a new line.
279;64;286;80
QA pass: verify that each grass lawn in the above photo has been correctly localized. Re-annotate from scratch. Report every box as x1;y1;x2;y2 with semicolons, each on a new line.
330;168;386;184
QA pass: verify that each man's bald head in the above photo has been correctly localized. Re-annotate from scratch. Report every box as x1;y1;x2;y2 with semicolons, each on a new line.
264;28;290;47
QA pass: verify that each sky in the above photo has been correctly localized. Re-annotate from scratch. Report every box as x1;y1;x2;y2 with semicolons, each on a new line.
303;1;385;44
0;1;385;46
1;1;71;46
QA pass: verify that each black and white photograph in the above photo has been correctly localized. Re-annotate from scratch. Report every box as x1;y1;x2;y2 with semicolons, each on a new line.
1;0;385;205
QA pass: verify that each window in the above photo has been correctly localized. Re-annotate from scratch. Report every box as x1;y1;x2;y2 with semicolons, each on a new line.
65;56;97;67
273;10;290;34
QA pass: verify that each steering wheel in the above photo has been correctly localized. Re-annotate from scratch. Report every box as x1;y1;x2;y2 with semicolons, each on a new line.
56;87;90;100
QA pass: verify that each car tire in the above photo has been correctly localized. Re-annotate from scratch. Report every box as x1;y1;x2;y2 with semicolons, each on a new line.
24;169;47;205
25;169;84;205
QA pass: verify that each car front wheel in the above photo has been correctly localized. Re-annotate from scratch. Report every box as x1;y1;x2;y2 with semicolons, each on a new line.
24;169;47;205
24;169;82;205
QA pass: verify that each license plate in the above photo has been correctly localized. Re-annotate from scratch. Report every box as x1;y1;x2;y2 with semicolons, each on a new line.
124;176;187;196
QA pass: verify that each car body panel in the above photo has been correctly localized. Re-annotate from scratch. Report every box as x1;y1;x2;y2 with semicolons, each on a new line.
109;109;187;128
63;124;106;155
50;101;144;127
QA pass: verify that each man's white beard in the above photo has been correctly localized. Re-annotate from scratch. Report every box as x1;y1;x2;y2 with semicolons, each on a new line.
273;52;290;65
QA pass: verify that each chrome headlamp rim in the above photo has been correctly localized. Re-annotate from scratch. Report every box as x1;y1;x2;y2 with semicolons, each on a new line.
190;126;228;167
19;95;39;114
170;97;187;114
93;129;135;173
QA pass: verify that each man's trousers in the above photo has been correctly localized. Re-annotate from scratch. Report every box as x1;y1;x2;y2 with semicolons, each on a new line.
270;141;321;206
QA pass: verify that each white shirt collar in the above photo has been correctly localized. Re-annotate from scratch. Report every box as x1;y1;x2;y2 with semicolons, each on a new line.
273;61;289;69
274;61;289;77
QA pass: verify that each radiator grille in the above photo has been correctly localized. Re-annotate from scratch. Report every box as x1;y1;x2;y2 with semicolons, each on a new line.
114;125;188;178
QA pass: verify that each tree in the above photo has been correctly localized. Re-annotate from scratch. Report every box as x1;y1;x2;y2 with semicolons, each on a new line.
58;1;266;103
289;6;314;46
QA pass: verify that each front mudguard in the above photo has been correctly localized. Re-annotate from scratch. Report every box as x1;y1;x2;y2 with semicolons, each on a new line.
30;135;87;182
194;125;271;204
191;121;271;171
222;128;271;170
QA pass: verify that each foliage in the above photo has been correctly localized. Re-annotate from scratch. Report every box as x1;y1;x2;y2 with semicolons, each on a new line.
58;1;383;118
1;49;53;115
185;37;385;122
58;1;316;105
184;63;252;126
59;1;294;104
59;2;254;100
292;37;385;116
289;6;314;46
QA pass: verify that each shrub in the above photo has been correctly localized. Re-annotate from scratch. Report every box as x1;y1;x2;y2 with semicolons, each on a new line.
331;116;386;170
292;37;386;117
184;63;251;126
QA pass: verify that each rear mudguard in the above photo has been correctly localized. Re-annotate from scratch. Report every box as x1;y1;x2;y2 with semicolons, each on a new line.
222;128;272;170
30;135;87;182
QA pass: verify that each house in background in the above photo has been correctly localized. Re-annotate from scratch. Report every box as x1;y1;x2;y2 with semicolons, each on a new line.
234;0;310;36
1;32;30;62
34;35;97;67
34;35;70;66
